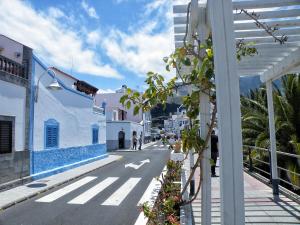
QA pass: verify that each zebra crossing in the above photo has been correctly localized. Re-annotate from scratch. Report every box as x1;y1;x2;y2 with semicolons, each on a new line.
35;176;142;206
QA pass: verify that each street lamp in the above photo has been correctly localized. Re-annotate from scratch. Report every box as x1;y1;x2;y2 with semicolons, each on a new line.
34;68;62;102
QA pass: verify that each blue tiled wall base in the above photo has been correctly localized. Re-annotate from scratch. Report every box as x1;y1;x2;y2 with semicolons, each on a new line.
31;144;107;179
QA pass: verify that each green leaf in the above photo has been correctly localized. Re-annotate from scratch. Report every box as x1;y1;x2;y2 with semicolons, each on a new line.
134;105;140;115
126;101;131;109
166;65;170;71
119;95;128;104
126;88;132;95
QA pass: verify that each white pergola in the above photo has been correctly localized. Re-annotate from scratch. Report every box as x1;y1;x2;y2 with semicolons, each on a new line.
172;0;300;224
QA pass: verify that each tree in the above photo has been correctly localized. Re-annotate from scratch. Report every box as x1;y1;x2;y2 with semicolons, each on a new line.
241;74;300;191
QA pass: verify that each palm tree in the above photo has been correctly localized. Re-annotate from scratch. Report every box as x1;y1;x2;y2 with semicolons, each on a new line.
241;74;300;191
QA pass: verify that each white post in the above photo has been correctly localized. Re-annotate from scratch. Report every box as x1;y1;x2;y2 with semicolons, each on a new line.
266;80;279;196
208;0;245;224
197;3;211;225
200;93;211;225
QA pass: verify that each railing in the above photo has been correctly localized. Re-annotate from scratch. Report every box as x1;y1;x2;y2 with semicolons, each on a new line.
243;145;300;195
0;55;27;79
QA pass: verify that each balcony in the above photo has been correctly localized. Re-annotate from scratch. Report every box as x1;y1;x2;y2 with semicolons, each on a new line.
0;55;27;79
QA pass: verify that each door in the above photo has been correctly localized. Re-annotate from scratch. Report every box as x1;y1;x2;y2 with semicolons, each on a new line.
118;131;125;149
0;120;12;154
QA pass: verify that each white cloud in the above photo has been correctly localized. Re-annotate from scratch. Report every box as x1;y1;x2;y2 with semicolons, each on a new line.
87;30;101;46
81;0;99;19
102;0;175;80
48;7;65;19
97;88;115;94
0;0;122;79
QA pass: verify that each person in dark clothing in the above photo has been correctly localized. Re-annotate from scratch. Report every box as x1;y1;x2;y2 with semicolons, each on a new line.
211;130;218;177
133;135;137;150
138;133;142;150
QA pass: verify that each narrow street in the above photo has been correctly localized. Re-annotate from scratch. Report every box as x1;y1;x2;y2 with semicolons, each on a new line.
0;143;169;225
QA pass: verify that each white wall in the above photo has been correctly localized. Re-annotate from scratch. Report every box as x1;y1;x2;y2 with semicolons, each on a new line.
95;93;143;123
0;80;26;151
0;35;24;64
106;121;142;141
106;122;131;141
33;61;106;150
53;70;77;90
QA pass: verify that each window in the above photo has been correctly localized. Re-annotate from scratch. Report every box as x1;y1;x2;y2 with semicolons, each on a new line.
101;102;106;115
92;125;99;144
0;120;12;154
45;119;59;149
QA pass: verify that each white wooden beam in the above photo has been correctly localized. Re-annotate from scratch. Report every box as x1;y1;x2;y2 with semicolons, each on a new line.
208;0;245;224
196;2;212;225
266;80;279;196
234;18;300;31
237;35;300;44
261;47;300;82
173;0;300;14
235;28;300;39
234;9;300;21
233;0;300;10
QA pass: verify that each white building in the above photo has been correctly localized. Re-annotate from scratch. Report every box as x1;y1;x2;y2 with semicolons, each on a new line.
0;35;32;184
31;61;107;178
95;85;151;150
164;110;189;137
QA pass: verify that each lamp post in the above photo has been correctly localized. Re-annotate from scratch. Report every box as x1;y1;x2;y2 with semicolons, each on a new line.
34;68;62;102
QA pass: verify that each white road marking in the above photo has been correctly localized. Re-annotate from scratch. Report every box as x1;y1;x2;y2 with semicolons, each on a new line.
134;212;148;225
137;178;160;207
159;145;164;147
102;178;141;206
36;176;97;203
125;159;150;170
153;145;158;147
68;177;119;205
134;166;167;225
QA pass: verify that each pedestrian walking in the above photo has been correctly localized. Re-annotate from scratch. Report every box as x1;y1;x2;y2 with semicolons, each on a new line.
138;133;142;150
211;130;219;177
132;134;137;150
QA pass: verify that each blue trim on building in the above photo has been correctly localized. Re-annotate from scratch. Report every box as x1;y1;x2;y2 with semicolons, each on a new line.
29;57;36;175
31;143;107;179
32;54;93;100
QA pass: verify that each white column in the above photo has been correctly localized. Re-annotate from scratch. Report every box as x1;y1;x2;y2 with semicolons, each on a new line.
208;0;245;224
266;80;279;195
197;3;211;224
200;93;211;225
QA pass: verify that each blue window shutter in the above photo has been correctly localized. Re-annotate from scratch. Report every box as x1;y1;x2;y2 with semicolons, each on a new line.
92;127;99;144
45;119;59;149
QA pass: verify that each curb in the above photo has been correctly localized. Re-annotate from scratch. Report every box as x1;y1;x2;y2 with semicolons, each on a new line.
0;155;122;211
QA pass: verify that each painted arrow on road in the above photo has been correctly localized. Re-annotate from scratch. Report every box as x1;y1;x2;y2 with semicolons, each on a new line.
125;159;150;170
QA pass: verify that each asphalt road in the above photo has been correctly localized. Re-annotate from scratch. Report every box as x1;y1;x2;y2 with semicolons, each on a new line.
0;142;170;225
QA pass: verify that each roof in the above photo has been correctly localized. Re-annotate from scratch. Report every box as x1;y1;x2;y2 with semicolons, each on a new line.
50;67;78;81
173;0;300;82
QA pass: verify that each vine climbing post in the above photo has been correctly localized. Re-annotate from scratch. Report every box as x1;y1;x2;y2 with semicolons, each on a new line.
197;2;211;225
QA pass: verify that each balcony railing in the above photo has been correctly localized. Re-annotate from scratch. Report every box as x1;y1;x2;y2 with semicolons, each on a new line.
243;145;300;195
0;55;28;79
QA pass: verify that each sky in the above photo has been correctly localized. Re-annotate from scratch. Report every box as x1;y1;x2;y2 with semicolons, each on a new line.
0;0;188;93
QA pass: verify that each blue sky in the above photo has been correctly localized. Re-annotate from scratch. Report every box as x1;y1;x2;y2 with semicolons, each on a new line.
0;0;186;93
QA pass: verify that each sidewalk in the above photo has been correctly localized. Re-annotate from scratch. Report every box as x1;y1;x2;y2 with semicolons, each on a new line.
0;154;121;210
184;155;300;224
115;141;158;152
